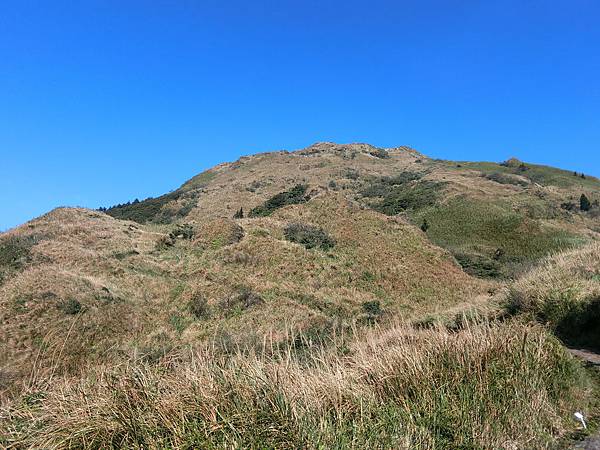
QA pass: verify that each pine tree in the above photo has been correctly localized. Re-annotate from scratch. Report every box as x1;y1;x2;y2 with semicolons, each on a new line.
420;219;429;233
580;194;591;212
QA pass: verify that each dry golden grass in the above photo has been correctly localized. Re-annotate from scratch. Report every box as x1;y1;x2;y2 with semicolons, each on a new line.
0;319;593;449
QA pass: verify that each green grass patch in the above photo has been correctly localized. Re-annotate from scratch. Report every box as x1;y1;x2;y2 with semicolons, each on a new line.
414;197;580;277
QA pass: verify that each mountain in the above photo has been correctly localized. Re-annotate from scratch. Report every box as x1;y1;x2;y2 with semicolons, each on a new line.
1;142;599;448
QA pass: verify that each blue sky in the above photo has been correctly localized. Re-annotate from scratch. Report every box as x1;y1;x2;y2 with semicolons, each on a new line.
1;0;599;231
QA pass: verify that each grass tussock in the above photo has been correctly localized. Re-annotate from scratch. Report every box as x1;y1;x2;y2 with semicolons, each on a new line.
506;241;600;350
1;321;592;449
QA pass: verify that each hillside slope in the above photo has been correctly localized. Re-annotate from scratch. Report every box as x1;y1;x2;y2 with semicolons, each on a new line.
1;142;599;402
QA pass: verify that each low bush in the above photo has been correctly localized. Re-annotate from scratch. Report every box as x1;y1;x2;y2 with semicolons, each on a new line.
59;298;82;315
169;224;195;240
249;184;309;217
369;148;390;159
284;223;336;250
103;191;198;224
188;293;210;320
454;253;502;278
374;182;442;215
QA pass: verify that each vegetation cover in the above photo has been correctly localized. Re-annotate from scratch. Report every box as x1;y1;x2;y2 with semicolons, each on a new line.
2;142;600;449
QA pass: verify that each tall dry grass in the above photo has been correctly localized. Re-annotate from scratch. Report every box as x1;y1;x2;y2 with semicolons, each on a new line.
1;320;592;449
505;241;600;349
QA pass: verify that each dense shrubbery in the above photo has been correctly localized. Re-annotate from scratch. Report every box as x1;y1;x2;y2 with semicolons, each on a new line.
101;191;198;224
369;148;390;159
454;253;502;278
283;223;336;250
360;172;441;215
188;293;210;320
374;182;441;215
249;184;309;217
580;194;591;212
0;234;42;285
59;298;82;315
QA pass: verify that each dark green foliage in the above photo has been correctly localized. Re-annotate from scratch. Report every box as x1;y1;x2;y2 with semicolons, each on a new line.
420;219;429;233
103;191;198;224
283;223;336;250
374;182;442;215
188;294;210;320
103;192;180;223
580;194;591;212
360;172;424;199
455;254;502;278
328;180;337;190
561;202;577;212
362;300;382;316
169;224;195;240
369;148;390;159
233;207;244;219
59;298;82;315
249;185;309;217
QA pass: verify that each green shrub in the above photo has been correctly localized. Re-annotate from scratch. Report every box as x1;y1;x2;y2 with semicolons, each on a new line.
188;293;210;320
581;194;591;212
284;223;336;250
454;253;502;278
103;191;198;224
362;300;382;316
59;298;82;315
249;184;309;217
374;182;442;215
233;207;244;219
369;148;390;159
169;224;195;240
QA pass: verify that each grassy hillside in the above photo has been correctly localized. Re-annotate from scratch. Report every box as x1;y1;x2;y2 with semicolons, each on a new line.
1;142;600;448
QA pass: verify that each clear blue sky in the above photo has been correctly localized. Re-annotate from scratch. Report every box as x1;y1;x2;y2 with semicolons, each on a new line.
1;1;599;231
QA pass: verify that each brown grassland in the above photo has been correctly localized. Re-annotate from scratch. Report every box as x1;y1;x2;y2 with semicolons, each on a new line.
1;143;600;448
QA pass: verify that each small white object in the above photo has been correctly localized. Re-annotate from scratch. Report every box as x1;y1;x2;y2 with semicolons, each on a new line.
575;411;587;429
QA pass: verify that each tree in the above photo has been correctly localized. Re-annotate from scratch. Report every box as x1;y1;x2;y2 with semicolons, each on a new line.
420;219;430;233
581;173;587;179
580;194;591;212
233;207;244;219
